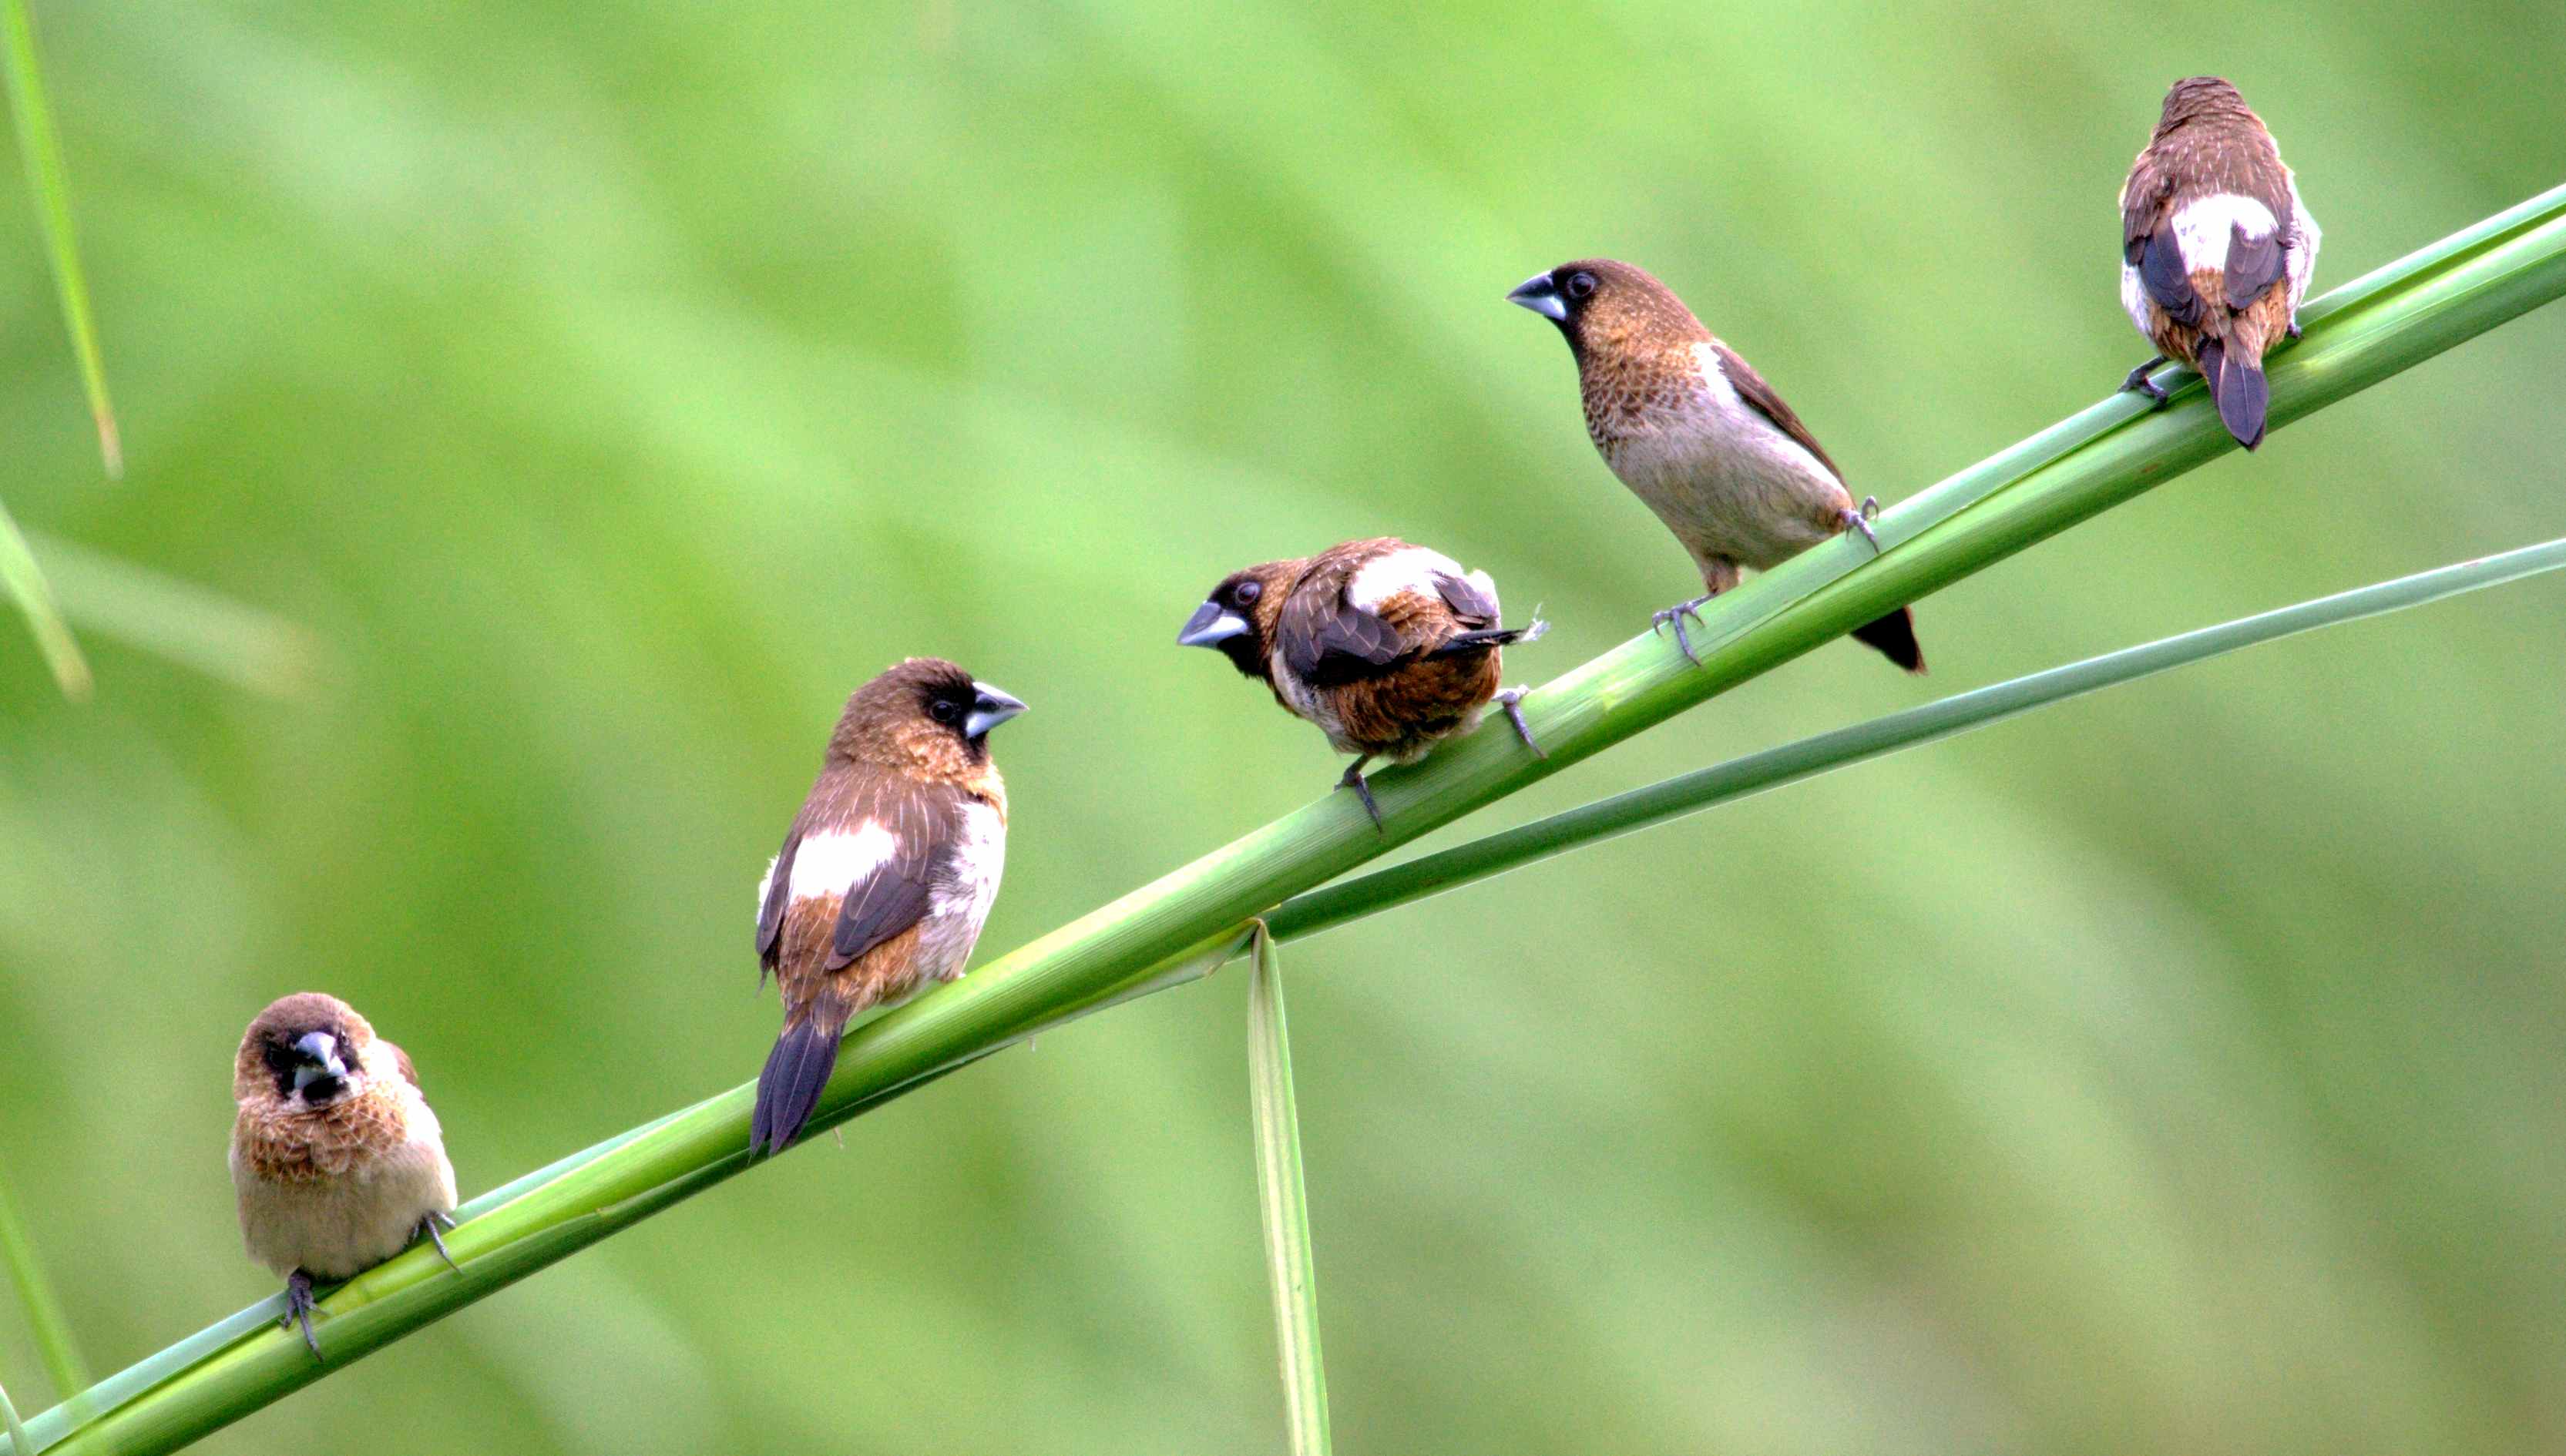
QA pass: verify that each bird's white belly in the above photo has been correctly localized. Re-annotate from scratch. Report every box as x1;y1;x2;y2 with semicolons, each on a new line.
1610;412;1845;573
232;1127;457;1281
908;801;1005;995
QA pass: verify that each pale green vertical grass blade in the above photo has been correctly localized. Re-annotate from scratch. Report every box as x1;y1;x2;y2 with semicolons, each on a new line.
1268;537;2566;944
2;0;119;477
20;184;2566;1456
2;1374;34;1456
0;498;89;698
1248;924;1332;1456
0;1158;88;1406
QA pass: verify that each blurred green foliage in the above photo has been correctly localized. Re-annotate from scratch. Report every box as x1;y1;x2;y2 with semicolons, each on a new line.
2;1;2563;1452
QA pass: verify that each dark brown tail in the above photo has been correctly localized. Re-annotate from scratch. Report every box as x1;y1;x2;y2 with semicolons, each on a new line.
1851;607;1925;673
1431;618;1549;656
752;997;849;1156
2197;337;2268;451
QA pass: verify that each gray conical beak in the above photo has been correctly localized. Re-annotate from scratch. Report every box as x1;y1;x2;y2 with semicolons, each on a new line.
1177;601;1251;649
966;682;1026;740
1506;272;1567;321
291;1031;348;1091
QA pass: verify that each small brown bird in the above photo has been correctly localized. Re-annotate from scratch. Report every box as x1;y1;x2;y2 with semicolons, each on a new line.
1508;260;1923;672
230;992;459;1358
753;658;1023;1155
1177;537;1547;825
2118;76;2320;449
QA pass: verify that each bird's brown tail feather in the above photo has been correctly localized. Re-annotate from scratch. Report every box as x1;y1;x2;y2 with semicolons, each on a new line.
752;995;851;1156
2198;337;2269;451
1850;607;1926;674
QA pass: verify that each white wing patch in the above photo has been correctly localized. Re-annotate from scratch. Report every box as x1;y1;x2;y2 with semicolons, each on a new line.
2171;193;2279;275
1691;341;1744;411
1347;546;1470;611
788;823;897;901
2120;263;2152;337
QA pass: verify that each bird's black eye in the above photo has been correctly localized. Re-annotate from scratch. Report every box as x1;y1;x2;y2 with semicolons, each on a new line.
929;698;961;724
1565;271;1597;300
1234;581;1262;605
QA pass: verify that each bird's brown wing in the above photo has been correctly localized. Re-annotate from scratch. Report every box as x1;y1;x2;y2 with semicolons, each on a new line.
2121;150;2169;263
2121;151;2205;328
825;778;962;973
383;1040;423;1095
1431;570;1498;629
1708;341;1844;481
1278;545;1417;688
756;830;801;972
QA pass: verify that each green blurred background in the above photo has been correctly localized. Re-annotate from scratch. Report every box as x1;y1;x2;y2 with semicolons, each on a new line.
4;0;2564;1451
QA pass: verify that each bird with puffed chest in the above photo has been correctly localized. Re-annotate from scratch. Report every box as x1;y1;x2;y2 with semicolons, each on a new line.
1179;536;1547;826
230;991;460;1358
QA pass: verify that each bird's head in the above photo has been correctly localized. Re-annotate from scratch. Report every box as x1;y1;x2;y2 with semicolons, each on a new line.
1507;258;1706;361
2155;76;2253;136
836;657;1026;775
1177;560;1297;681
237;993;378;1110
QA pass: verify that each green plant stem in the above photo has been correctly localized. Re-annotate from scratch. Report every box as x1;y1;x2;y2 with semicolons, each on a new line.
2;0;119;478
0;1157;87;1406
0;496;89;699
1248;924;1332;1456
2;1374;34;1456
1269;535;2566;943
25;184;2566;1456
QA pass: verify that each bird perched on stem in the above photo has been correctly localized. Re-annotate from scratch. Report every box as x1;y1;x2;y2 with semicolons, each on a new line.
230;992;459;1359
752;658;1023;1156
1177;537;1547;827
2117;75;2320;449
1509;260;1923;672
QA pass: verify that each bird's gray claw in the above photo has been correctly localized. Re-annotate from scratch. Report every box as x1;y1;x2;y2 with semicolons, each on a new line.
418;1213;461;1273
284;1270;323;1360
1337;761;1384;830
2121;357;2171;404
1496;689;1544;758
1651;596;1711;664
1842;505;1882;553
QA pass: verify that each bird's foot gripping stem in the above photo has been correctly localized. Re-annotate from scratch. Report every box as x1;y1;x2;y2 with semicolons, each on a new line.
1842;497;1883;552
2121;355;2171;404
1651;595;1715;664
282;1269;323;1360
1337;757;1383;830
1496;688;1544;758
417;1209;461;1273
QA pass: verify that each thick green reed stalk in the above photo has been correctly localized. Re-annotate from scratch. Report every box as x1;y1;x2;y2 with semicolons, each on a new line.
16;182;2566;1456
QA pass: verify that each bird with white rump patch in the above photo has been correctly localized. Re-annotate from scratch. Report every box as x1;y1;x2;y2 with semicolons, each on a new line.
1177;537;1547;827
2118;75;2321;449
750;658;1024;1155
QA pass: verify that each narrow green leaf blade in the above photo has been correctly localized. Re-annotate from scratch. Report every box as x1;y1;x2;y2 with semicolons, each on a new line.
1271;537;2566;942
29;533;314;697
0;1157;89;1407
2;0;119;478
2;1374;35;1456
0;498;89;698
1248;925;1332;1456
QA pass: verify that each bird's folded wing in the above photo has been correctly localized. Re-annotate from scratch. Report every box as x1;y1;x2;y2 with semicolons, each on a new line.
827;783;959;971
1709;340;1845;481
